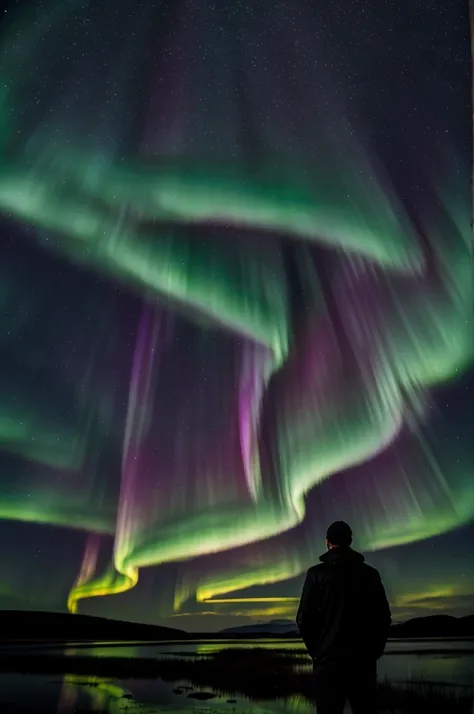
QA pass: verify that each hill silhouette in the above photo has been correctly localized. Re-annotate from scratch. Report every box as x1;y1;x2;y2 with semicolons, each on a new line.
219;614;474;638
0;610;188;642
1;610;473;642
221;619;300;635
389;614;474;638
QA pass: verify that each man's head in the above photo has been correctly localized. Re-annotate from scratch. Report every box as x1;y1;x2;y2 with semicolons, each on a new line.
325;521;352;549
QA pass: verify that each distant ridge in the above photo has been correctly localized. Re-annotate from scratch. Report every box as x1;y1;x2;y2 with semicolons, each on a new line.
2;610;473;642
389;614;474;638
0;610;188;642
221;619;299;635
219;614;474;638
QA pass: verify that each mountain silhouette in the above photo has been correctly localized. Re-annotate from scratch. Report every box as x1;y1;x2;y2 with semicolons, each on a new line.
221;619;298;635
0;610;188;642
389;614;474;638
1;610;472;641
219;614;474;638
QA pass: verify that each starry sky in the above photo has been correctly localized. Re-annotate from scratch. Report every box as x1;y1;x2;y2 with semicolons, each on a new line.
0;0;472;632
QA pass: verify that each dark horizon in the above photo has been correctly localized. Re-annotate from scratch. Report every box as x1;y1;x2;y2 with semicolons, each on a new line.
1;608;473;640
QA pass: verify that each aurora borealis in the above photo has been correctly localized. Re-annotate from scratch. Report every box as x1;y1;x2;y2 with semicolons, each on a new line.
0;0;472;631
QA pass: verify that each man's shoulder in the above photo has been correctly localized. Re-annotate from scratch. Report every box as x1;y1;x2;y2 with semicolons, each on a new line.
358;563;385;590
307;563;329;581
362;563;382;579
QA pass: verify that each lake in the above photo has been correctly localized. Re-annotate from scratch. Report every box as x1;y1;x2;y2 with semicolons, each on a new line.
0;638;472;713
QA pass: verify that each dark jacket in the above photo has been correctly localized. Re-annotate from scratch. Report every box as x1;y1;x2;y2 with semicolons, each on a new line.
296;547;391;665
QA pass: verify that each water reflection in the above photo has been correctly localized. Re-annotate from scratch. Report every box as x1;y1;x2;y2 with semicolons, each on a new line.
0;639;472;713
1;638;473;687
57;675;127;713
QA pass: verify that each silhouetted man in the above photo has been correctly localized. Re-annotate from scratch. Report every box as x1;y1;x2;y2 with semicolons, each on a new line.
297;521;391;714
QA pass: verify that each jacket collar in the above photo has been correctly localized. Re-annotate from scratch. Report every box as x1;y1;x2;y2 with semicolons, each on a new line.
319;546;365;564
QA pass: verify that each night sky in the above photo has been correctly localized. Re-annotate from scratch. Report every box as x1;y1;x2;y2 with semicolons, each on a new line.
0;0;472;632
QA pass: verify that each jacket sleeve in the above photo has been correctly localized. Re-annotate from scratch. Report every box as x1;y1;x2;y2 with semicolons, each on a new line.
296;568;321;656
370;571;392;659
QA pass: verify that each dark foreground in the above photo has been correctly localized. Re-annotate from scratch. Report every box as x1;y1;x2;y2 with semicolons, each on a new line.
0;647;473;714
